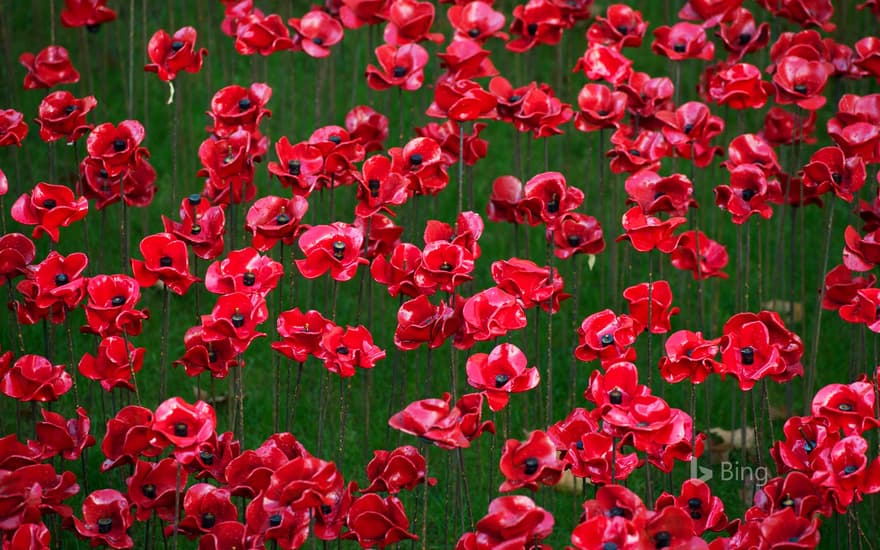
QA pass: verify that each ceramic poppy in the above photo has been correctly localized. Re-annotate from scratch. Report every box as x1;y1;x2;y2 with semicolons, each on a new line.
343;493;418;548
100;405;164;471
822;264;876;311
0;110;26;146
811;378;878;435
19;250;88;311
234;12;296;55
200;292;268;353
35;90;97;144
393;295;459;350
499;430;564;492
362;446;436;494
366;44;429;91
658;330;721;384
715;164;780;224
389;137;448;196
208;82;272;137
624;171;696;216
448;1;507;42
173;483;238;538
708;62;773;110
144;26;207;81
652;22;714;61
655;479;728;535
617;206;685;253
388;393;470;449
0;233;36;283
548;212;605;259
33;406;94;462
131;232;199;295
606;128;668;174
340;0;387;29
382;0;443;45
678;0;742;26
204;247;282;298
262;455;344;512
152;397;216;453
617;71;675;119
512;84;574;138
289;9;344;58
73;489;133;549
244;195;309;251
161;195;226;260
770;415;839;474
717;7;770;60
86;120;148;177
801;146;866;202
623;280;680;334
506;0;565;53
19;46;80;89
772;55;830;111
461;286;528;342
573;43;634;86
78;336;145;392
10;182;89;242
316;324;386;377
0;354;72;402
295;222;366;281
82;274;149;337
466;343;540;412
425;78;497;122
575;309;639;365
345;105;389;152
517;171;583;226
61;0;117;29
574;83;627;132
587;4;648;49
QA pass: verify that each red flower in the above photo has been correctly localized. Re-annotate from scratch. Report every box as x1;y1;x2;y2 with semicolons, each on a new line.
345;105;389;152
174;326;240;379
35;407;95;461
127;458;186;522
205;247;282;298
657;101;724;166
388;393;470;449
457;496;554;549
266;137;323;196
549;212;605;259
340;0;386;28
371;243;421;298
715;164;780;224
5;522;50;549
607;128;668;174
447;1;507;42
763;0;836;31
144;26;207;81
73;490;133;549
78;336;145;392
80;155;157;210
11;182;89;242
19;46;80;89
131;232;199;295
811;379;878;435
356;214;403;259
491;257;568;312
499;430;564;492
162;195;226;260
100;405;163;471
658;330;720;384
623;280;680;334
411;240;473;294
234;12;295;55
517;171;583;226
655;479;728;536
760;107;817;148
461;287;527;342
455;392;495;442
366;44;429;91
0;354;72;402
771;415;838;474
415;120;488;166
575;309;638;365
270;307;327;360
316;324;386;377
624;171;695;216
382;0;443;45
823;264;876;310
513;84;573;138
724;133;781;176
801;146;866;202
61;0;117;29
197;130;258;206
466;343;539;412
296;222;366;281
652;22;714;61
772;55;830;111
263;455;343;512
152;397;216;453
35;90;96;144
356;154;410;217
208;82;272;137
587;4;648;49
0;109;26;147
393;295;459;350
200;292;268;353
82;274;149;337
309;125;365;185
289;9;344;58
617;206;685;253
708;62;773;110
811;435;880;512
506;0;564;53
584;360;651;412
225;436;307;498
679;0;742;26
618;71;675;119
389;137;448;196
0;233;35;283
86;120;148;177
362;446;435;494
855;36;880;82
20;250;88;311
426;79;497;122
573;44;634;86
344;493;418;548
717;7;770;61
174;483;238;538
718;318;784;391
574;84;627;132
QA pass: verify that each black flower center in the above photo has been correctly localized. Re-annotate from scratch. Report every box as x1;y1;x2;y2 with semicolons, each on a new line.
111;295;126;307
600;333;614;346
838;402;853;411
113;139;127;152
159;256;173;267
199;450;214;464
673;43;686;53
738;33;752;46
687;497;701;509
603;543;619;550
803;439;816;453
409;153;423;166
55;273;69;286
392;65;407;78
495;374;510;388
312;36;324;46
523;457;539;475
171;40;185;52
439;261;453;271
336;345;350;355
609;388;623;405
637;421;649;427
567;235;581;246
43;198;57;209
740;346;755;365
141;484;157;499
597;109;609;116
575;440;584;450
683;123;694;134
201;512;216;529
616;25;629;35
654;531;671;548
368;179;381;197
231;311;246;328
173;422;188;437
781;495;795;508
690;510;702;519
741;188;756;202
238;97;252;110
546;197;560;214
793;84;808;94
509;95;521;102
607;506;625;517
321;505;332;514
832;172;842;184
188;193;202;205
269;513;282;527
844;464;858;475
328;135;342;145
191;223;202;235
98;169;108;179
527;23;538;36
629;149;641;156
276;212;291;225
332;240;346;260
468;28;481;38
288;159;301;175
64;104;77;115
242;271;256;287
97;517;113;534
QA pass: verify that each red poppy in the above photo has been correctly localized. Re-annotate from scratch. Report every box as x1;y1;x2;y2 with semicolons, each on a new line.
717;318;784;391
772;55;830;111
516;171;583;227
760;107;818;147
0;110;27;148
393;295;459;350
204;247;282;299
345;105;389;153
575;309;638;365
316;324;385;377
659;330;721;384
770;415;838;474
823;264;876;311
624;171;696;216
499;430;564;492
426;78;497;122
144;26;207;81
724;133;781;176
456;392;496;443
79;155;157;210
465;343;539;412
388;393;470;449
200;292;267;353
748;471;830;521
811;435;880;512
271;308;333;363
5;522;50;549
801;146;866;202
492;257;568;312
584;360;650;412
289;9;344;58
362;446;436;494
197;130;258;206
100;405;163;471
657;101;725;166
764;0;836;31
295;222;366;281
73;489;133;549
308;125;365;185
708;62;773;110
506;0;564;53
35;90;96;144
513;84;573;138
447;1;507;42
389;137;448;196
11;182;89;242
607;128;668;174
656;479;728;536
61;0;117;29
343;493;418;548
652;22;714;61
174;483;238;539
436;38;498;81
244;196;309;252
224;436;306;498
130;233;198;295
19;46;80;89
340;0;387;28
19;250;88;312
574;83;627;132
382;0;443;45
457;496;554;549
573;43;634;86
234;12;296;55
208;82;272;137
717;8;770;60
266;137;323;196
855;36;880;82
461;287;527;343
152;397;216;454
842;225;880;271
86;120;148;177
82;274;149;337
415;120;488;167
617;206;685;253
78;336;145;392
355;155;409;217
715;164;781;224
245;496;311;548
263;455;343;512
811;378;878;435
548;212;605;259
409;241;472;294
678;0;742;25
33;406;94;462
174;326;240;379
370;243;422;298
0;233;36;283
161;195;226;260
623;280;680;334
587;4;648;49
618;71;675;119
488;77;535;123
0;353;72;403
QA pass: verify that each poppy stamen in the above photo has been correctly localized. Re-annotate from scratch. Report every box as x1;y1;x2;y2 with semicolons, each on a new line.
336;345;350;355
409;153;423;166
332;240;346;260
368;179;381;197
242;271;256;287
567;235;582;246
159;256;172;267
328;135;342;145
509;95;521;102
276;212;291;225
793;84;808;94
141;484;157;499
312;37;324;46
173;422;188;437
171;40;185;52
738;33;752;46
673;43;686;53
687;498;701;509
288;159;301;175
600;333;614;346
392;66;407;78
112;139;127;152
740;346;755;365
97;518;113;534
526;23;538;36
616;25;629;34
238;97;252;110
838;402;853;411
231;309;246;328
607;506;625;517
199;450;214;464
201;512;216;529
523;457;539;475
188;193;202;205
110;295;126;307
781;494;795;508
55;273;69;285
269;513;282;527
547;194;560;214
468;28;480;38
609;388;623;405
64;104;77;115
655;531;671;548
43;199;57;209
741;189;756;202
191;223;202;235
494;374;510;388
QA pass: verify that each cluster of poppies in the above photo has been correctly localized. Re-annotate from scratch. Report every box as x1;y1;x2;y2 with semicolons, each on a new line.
3;0;880;548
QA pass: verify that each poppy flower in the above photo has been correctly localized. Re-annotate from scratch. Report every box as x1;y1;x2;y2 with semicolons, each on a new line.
652;22;714;61
461;287;528;343
575;310;638;365
266;138;323;196
811;435;880;512
623;280;680;334
389;137;448;196
715;164;781;224
454;392;496;443
362;446;436;494
11;182;89;242
365;43;429;92
513;84;573;138
572;43;634;86
308;126;365;185
355;155;409;217
393;295;459;350
717;8;770;60
657;101;725;166
144;27;207;81
382;0;443;45
548;408;603;452
161;202;224;261
200;292;268;353
0;233;36;283
224;440;302;498
343;493;418;548
245;496;310;547
447;1;507;42
5;522;50;549
128;458;188;521
388;393;470;449
130;232;199;295
19;250;88;311
457;496;554;549
655;479;728;536
811;378;878;435
173;483;238;539
516;171;583;227
345;105;389;152
766;0;836;31
34;90;96;144
770;415;839;474
80;155;158;210
316;324;385;377
86;120;148;177
717;319;784;391
465;343;540;412
244;195;309;252
370;243;421;298
186;431;241;483
263;455;343;512
234;12;296;55
708;62;773;110
772;55;830;111
100;405;163;471
584;360;651;413
295;222;366;281
197;130;258;206
0;354;72;402
82;274;149;337
587;4;648;49
208;82;272;137
415;120;489;167
33;406;95;462
624;171;696;216
617;206;685;253
499;430;564;492
289;9;344;58
411;240;473;294
152;397;216;454
61;0;117;29
174;326;241;379
486;175;524;224
760;107;818;147
548;212;605;260
19;46;80;89
801;146;866;202
340;0;386;29
426;78;497;122
855;37;880;82
607;128;668;174
506;0;564;53
823;265;876;311
73;489;133;549
78;336;145;392
618;72;675;120
724;133;781;176
488;77;535;123
492;257;568;312
749;471;830;522
842;225;880;271
658;330;721;384
0;109;27;147
574;83;627;132
204;247;282;298
356;214;403;259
